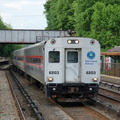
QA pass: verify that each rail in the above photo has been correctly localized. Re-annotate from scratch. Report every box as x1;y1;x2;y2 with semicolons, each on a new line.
100;81;120;91
9;69;45;120
5;70;26;120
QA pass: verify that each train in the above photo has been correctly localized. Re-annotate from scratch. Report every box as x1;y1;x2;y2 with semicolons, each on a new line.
13;37;100;99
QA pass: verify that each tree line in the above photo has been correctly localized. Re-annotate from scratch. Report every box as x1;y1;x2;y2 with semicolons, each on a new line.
0;17;22;57
44;0;120;51
0;16;12;29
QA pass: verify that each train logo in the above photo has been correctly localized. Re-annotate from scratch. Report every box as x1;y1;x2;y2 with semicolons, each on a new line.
87;51;95;60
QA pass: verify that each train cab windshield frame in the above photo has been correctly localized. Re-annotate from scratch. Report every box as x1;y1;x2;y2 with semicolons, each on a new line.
49;51;60;63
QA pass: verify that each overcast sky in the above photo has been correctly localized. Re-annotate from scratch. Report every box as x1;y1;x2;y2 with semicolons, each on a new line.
0;0;47;29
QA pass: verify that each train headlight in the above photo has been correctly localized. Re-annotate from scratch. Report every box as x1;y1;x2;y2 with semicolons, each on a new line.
75;40;79;44
67;39;79;44
67;40;72;44
92;77;98;82
48;77;53;82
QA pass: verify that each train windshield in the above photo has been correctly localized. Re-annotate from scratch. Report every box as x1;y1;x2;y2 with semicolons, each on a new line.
49;51;60;63
67;51;78;63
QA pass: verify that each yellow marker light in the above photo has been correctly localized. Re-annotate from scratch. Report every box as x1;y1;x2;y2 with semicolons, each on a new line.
48;77;53;82
92;77;98;82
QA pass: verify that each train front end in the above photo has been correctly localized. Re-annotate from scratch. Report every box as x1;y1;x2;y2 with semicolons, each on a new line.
45;37;100;99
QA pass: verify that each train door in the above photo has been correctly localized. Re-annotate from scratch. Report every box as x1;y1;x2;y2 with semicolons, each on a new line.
65;49;80;83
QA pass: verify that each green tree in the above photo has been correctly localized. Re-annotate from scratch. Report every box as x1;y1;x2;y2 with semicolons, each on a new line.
44;0;75;30
90;2;120;51
0;16;12;29
0;44;23;57
44;0;59;29
56;0;75;30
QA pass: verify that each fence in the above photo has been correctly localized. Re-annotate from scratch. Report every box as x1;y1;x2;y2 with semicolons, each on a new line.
101;63;120;77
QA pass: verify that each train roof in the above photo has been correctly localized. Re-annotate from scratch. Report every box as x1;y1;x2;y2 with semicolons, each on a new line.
14;37;100;52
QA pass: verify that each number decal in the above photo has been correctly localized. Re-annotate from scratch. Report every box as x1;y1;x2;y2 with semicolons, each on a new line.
86;71;96;74
49;71;59;74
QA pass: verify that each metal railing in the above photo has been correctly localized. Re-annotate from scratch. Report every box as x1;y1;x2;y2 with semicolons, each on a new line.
101;63;120;77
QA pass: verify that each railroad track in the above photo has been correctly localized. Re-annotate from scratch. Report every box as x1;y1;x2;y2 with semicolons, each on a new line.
99;87;120;103
56;101;110;120
9;69;45;120
100;80;120;88
5;70;25;120
9;69;120;120
10;69;110;120
9;69;74;120
0;65;6;69
0;64;11;70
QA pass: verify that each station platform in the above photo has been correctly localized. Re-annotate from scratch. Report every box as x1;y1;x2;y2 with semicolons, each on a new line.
0;58;9;65
101;74;120;84
0;71;20;120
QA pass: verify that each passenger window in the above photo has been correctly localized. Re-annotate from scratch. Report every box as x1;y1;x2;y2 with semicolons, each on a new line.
49;51;60;63
67;51;78;63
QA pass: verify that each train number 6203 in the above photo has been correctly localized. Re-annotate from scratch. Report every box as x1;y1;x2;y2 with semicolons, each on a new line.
86;71;96;74
49;71;59;74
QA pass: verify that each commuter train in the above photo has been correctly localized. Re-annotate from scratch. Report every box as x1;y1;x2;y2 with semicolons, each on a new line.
13;37;100;99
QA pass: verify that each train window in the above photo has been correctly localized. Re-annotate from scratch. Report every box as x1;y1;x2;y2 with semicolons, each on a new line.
18;56;24;61
30;58;32;63
33;58;41;64
67;51;78;63
13;56;16;60
49;51;60;63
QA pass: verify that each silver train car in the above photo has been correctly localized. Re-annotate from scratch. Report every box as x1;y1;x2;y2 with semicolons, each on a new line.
13;37;100;99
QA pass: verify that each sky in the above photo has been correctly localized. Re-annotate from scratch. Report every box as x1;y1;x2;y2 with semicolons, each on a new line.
0;0;47;29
